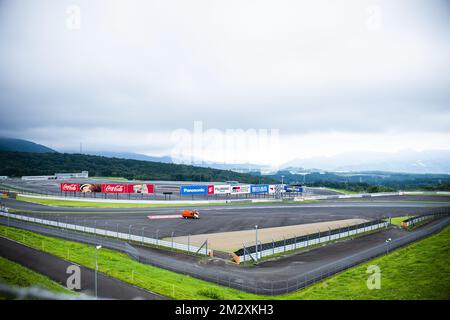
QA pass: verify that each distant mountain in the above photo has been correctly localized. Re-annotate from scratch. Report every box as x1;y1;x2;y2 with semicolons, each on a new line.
282;150;450;174
81;151;173;163
0;137;56;153
196;162;270;174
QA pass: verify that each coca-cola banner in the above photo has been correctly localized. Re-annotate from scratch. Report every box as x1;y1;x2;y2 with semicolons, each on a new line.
61;183;154;193
60;183;80;192
101;183;131;193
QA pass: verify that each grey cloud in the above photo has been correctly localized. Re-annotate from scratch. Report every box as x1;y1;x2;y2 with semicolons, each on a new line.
0;0;449;153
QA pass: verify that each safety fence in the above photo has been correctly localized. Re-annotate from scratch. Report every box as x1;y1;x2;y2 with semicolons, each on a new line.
0;210;210;256
401;211;449;230
235;219;389;263
0;212;449;296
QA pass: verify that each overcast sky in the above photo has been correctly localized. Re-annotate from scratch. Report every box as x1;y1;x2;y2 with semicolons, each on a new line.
0;0;449;166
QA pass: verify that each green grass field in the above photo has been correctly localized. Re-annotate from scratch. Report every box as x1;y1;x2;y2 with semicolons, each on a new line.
0;223;449;299
0;256;75;296
321;188;359;195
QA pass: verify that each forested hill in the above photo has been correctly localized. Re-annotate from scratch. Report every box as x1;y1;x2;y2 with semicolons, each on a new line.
0;151;276;183
0;137;56;153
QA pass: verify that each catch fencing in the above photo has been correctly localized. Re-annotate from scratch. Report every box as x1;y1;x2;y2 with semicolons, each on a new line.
0;210;210;256
236;219;389;263
401;211;449;230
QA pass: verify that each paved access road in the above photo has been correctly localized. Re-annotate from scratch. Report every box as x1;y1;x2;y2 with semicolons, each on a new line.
0;236;167;300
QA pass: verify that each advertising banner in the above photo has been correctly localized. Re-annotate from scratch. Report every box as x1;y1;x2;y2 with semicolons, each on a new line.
268;185;277;194
285;185;303;192
207;185;214;195
132;184;155;194
101;183;131;193
214;184;231;194
62;183;155;193
80;183;102;193
180;185;208;195
230;185;251;194
60;183;80;192
250;184;269;194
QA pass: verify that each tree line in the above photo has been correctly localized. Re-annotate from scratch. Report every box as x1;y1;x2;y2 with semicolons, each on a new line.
0;151;277;184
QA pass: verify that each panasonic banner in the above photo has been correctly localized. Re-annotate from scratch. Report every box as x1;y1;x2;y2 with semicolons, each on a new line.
180;185;209;195
250;184;269;194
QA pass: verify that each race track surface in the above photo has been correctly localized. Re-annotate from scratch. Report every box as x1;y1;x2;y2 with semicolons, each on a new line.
3;196;449;239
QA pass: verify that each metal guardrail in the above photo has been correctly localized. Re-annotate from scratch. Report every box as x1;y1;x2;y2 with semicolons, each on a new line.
0;210;210;256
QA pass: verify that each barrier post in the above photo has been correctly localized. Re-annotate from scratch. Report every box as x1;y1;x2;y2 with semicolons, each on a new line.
188;234;191;254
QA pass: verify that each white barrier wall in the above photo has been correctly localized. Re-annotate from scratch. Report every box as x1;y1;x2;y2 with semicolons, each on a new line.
240;221;388;262
0;211;211;256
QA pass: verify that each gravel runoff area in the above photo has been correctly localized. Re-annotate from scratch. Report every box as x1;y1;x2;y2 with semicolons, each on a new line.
169;218;368;252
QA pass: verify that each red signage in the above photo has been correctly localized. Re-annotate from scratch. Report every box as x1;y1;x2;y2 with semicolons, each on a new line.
101;183;130;193
60;183;80;192
61;183;154;194
207;185;214;194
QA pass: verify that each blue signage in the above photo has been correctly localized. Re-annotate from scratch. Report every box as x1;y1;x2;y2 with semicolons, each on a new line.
285;185;303;192
180;185;208;195
250;184;269;194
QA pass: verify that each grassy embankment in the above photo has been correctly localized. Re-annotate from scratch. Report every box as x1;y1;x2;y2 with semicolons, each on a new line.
0;256;75;297
0;224;449;299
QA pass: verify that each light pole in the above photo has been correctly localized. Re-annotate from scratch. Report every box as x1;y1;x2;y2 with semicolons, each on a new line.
281;175;284;185
94;245;102;299
385;238;392;254
255;225;259;263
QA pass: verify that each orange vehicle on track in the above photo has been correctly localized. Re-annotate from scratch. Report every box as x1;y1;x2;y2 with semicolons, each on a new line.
181;209;200;219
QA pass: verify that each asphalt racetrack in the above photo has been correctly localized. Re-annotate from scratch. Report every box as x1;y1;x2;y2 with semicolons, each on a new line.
3;195;450;240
